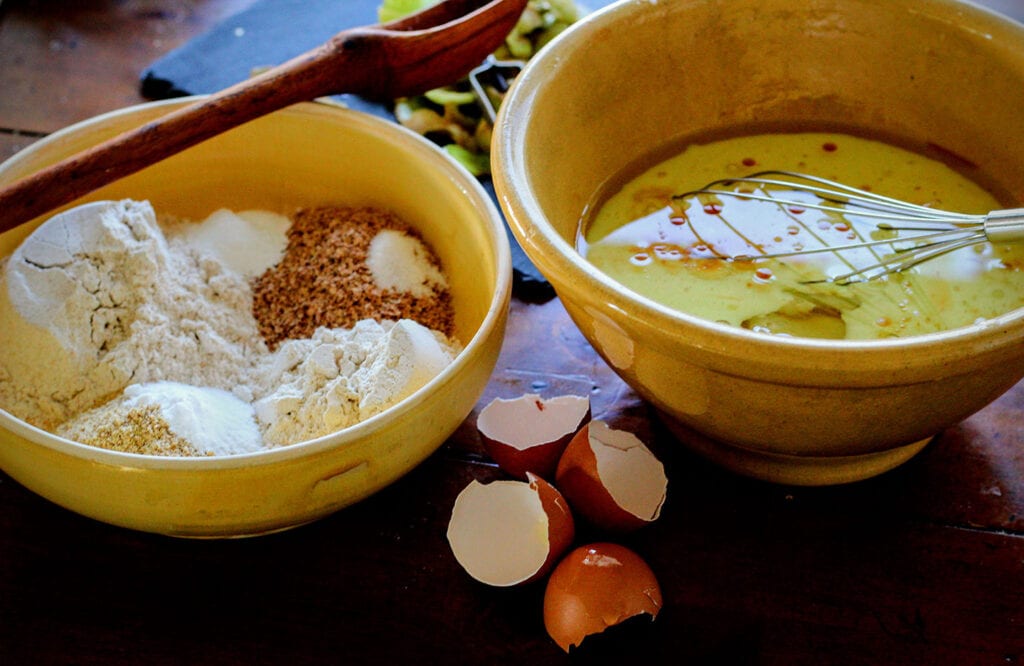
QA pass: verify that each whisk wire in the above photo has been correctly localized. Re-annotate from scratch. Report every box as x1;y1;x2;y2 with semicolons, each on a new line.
741;171;970;219
672;170;1024;284
810;231;989;284
675;170;987;225
741;226;981;262
680;186;974;226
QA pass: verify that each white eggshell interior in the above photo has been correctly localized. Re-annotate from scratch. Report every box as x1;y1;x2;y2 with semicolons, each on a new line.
589;420;667;520
477;393;589;450
447;479;552;585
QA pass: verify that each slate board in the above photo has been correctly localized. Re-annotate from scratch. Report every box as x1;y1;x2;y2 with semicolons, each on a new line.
141;0;613;302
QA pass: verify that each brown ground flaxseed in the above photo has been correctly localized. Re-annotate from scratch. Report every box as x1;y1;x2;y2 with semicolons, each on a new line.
72;405;202;457
251;206;454;349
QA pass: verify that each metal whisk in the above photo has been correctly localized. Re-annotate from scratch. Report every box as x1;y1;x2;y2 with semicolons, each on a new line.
671;170;1024;284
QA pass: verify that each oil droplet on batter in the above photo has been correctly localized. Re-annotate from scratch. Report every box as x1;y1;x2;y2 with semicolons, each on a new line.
631;252;652;266
786;225;800;235
703;203;723;215
753;267;775;283
654;244;682;261
876;316;892;327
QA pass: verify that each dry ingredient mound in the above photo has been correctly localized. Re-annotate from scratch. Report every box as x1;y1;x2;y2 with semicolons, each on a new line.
61;404;200;457
0;200;462;456
252;206;454;349
253;319;458;446
0;200;268;430
59;381;264;457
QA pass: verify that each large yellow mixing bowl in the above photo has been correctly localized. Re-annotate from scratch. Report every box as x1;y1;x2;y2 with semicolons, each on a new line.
0;99;511;536
492;0;1024;485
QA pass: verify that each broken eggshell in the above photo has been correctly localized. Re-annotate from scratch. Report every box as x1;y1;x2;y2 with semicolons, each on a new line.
477;393;591;479
555;420;667;532
447;472;575;586
543;542;663;653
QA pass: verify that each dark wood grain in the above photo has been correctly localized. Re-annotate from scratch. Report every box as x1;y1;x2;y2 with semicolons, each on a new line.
0;133;40;162
0;0;260;134
1;3;1023;665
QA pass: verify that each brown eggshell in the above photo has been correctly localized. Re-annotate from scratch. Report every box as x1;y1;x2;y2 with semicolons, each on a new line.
477;393;591;479
446;474;575;587
543;542;663;652
527;472;575;570
555;420;667;532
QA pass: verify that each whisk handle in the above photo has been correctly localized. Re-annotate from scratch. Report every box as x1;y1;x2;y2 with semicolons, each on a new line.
984;209;1024;244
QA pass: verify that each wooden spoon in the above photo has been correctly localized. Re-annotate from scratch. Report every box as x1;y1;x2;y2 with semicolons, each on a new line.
0;0;528;234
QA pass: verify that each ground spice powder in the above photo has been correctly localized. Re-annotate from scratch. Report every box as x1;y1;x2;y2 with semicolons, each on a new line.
251;206;454;349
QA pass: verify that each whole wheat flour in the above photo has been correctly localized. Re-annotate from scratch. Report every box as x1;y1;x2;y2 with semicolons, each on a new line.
0;200;270;429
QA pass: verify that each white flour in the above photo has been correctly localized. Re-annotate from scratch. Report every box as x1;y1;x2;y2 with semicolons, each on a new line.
0;199;461;454
253;319;457;446
0;200;268;428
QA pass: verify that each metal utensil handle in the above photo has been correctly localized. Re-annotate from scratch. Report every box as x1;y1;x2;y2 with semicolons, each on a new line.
984;208;1024;243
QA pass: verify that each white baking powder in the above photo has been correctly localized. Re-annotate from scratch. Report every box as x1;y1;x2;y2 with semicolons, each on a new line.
123;381;263;455
172;208;290;279
59;381;263;456
367;228;448;296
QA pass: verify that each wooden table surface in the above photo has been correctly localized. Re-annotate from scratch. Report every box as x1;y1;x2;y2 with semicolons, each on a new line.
1;1;1022;664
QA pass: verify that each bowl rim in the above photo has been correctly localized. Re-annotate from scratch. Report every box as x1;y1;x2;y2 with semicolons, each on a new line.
494;0;1024;359
0;97;513;470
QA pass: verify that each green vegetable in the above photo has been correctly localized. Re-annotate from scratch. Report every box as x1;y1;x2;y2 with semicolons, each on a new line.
379;0;585;175
445;145;492;177
424;89;480;107
377;0;439;23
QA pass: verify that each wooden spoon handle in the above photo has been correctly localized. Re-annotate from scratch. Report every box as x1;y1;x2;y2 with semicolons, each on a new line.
0;0;528;235
0;30;378;235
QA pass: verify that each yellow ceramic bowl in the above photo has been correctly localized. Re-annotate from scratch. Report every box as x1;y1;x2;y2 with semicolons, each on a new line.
0;99;511;535
492;0;1024;485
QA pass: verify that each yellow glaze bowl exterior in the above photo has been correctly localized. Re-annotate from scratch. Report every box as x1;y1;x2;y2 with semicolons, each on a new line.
0;99;511;535
492;0;1024;485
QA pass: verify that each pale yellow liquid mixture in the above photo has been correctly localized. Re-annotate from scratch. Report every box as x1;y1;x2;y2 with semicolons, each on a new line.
580;132;1024;339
